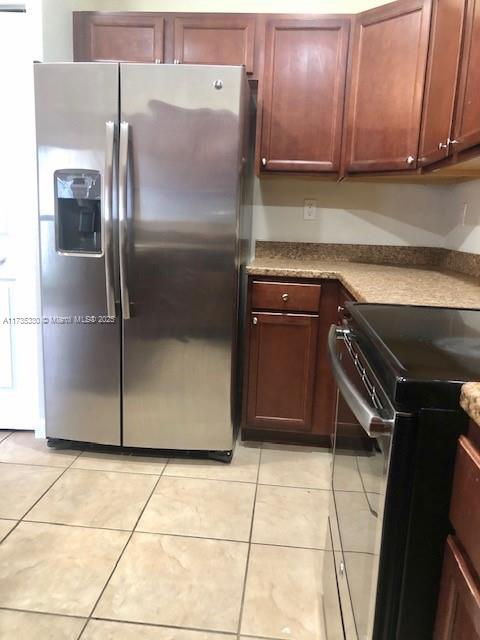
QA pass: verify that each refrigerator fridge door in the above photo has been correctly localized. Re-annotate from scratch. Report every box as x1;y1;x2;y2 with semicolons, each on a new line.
35;63;121;445
120;64;247;451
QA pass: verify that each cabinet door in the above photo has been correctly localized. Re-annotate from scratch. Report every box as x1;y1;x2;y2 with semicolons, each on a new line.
434;536;480;639
260;18;350;173
73;13;164;63
345;0;432;172
173;15;255;73
247;312;318;432
418;0;465;166
452;0;480;153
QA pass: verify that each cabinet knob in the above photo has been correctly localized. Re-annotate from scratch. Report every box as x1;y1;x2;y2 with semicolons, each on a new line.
406;155;416;165
252;316;258;325
438;141;448;150
261;157;267;167
281;293;289;302
337;305;344;313
450;139;459;145
154;58;162;64
173;58;180;64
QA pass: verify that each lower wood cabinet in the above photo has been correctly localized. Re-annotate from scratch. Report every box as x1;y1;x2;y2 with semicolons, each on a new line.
434;418;480;639
242;277;350;446
246;312;318;431
434;536;480;639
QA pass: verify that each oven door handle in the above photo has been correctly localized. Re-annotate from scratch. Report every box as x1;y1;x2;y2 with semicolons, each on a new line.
328;325;394;437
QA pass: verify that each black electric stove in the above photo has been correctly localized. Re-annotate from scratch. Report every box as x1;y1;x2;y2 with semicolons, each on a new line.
327;303;480;640
347;303;480;410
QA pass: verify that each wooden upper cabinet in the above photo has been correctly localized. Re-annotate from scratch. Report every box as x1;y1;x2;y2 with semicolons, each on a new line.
344;0;432;173
260;18;350;173
418;0;465;167
452;0;480;153
173;14;256;73
73;13;164;63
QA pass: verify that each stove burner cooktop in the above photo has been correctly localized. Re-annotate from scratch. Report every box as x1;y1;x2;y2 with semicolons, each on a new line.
347;303;480;409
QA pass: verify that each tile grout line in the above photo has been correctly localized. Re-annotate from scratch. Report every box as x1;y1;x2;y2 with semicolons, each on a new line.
0;431;15;445
0;448;84;545
1;440;336;636
235;442;263;640
14;518;340;552
0;605;300;640
76;461;169;640
89;615;294;640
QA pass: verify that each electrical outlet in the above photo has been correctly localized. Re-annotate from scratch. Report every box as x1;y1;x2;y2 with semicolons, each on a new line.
304;199;317;221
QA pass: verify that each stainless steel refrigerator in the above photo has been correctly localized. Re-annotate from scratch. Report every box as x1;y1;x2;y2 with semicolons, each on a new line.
35;62;252;457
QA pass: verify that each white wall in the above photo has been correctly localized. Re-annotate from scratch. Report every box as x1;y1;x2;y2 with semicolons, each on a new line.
0;8;44;431
75;0;392;13
252;178;450;248
444;181;480;253
252;177;480;254
41;0;77;61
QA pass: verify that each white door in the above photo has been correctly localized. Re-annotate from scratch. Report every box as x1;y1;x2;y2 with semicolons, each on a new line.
0;9;43;431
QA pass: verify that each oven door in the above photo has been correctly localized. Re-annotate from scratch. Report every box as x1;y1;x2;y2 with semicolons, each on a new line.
327;324;396;640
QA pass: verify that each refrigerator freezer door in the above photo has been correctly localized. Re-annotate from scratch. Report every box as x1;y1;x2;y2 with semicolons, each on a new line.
35;63;121;445
120;64;246;451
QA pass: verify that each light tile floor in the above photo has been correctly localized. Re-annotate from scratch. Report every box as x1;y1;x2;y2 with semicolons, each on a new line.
0;430;338;640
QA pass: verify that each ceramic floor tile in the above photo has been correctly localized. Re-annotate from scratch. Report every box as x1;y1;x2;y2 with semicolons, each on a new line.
0;462;63;519
332;453;364;491
72;450;167;475
343;551;375;639
164;442;260;483
259;444;331;490
321;550;346;640
0;430;12;443
241;544;327;640
95;532;248;632
335;491;377;553
27;468;158;530
252;485;331;549
137;476;255;541
357;453;385;494
0;431;78;467
0;521;129;615
0;609;85;639
83;620;235;639
0;519;16;541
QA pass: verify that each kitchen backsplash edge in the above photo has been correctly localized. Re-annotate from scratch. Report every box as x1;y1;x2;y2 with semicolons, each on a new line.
254;242;480;279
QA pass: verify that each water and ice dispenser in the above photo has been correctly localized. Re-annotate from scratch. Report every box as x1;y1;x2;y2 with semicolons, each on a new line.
54;170;102;254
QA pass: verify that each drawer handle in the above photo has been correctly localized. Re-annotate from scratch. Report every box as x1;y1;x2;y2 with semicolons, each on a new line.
281;293;289;302
252;316;258;325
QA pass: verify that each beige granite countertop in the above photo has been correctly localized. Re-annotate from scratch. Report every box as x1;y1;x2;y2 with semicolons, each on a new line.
247;258;480;308
461;382;480;426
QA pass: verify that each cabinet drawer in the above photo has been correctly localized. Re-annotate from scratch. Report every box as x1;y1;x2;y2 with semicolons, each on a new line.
450;435;480;578
251;281;321;313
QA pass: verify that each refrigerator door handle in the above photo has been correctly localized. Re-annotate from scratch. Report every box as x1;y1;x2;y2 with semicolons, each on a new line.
119;121;131;320
104;121;116;318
